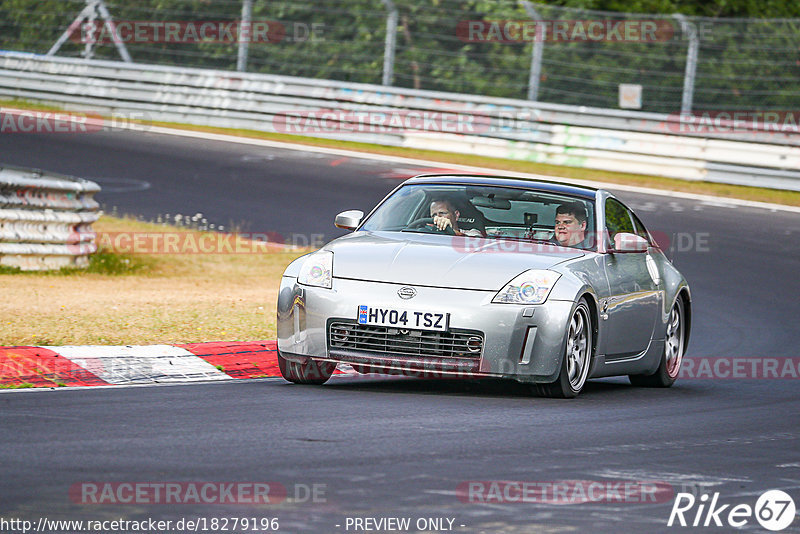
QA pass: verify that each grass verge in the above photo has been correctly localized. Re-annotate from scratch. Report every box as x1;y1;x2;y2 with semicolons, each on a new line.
3;98;800;208
0;215;307;346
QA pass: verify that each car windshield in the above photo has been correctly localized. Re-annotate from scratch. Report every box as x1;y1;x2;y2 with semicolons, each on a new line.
360;183;596;250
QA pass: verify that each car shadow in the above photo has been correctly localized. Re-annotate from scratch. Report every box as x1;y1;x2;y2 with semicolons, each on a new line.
317;374;651;399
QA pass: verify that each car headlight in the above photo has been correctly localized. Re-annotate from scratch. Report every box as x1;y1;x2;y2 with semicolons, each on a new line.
493;269;561;305
297;251;333;289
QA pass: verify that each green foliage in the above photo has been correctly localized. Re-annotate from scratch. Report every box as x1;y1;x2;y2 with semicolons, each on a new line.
84;249;153;275
0;249;152;276
0;265;23;274
1;0;797;112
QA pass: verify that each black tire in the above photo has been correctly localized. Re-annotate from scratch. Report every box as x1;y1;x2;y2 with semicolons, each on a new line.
629;298;685;388
277;351;335;385
533;300;593;399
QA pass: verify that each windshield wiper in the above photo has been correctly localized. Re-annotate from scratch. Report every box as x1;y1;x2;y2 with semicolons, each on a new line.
490;235;553;244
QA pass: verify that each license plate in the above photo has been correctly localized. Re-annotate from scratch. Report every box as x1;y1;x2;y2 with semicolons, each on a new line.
357;305;449;332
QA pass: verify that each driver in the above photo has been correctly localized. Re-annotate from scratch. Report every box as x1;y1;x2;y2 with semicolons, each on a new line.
552;202;593;249
430;199;484;237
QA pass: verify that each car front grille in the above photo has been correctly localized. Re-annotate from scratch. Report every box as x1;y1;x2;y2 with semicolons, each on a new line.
328;321;484;360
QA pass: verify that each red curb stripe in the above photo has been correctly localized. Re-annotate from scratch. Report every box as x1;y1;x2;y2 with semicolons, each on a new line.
178;341;283;379
178;341;346;379
0;346;109;387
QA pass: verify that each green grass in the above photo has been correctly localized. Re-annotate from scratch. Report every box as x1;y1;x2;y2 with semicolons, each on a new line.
0;250;154;277
0;383;35;389
85;249;154;275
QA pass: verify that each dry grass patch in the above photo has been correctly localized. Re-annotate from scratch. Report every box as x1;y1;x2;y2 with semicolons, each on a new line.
0;216;308;345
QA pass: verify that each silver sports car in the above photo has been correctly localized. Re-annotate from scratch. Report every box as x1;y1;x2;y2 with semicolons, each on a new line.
277;174;690;397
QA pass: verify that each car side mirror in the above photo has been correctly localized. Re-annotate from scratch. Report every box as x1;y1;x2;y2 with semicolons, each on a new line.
613;232;649;253
334;210;364;231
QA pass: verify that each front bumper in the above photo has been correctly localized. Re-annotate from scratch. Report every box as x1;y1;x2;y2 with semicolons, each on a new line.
276;276;575;383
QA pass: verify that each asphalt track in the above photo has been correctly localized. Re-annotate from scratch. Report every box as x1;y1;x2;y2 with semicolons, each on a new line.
1;128;800;533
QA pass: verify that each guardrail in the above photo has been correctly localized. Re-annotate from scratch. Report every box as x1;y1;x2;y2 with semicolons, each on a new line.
1;52;799;191
0;165;100;270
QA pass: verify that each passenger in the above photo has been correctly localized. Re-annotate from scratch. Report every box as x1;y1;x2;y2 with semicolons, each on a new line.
553;202;592;248
429;199;484;237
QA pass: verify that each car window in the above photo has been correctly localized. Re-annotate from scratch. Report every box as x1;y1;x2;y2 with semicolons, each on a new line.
630;212;651;243
359;186;427;231
605;198;635;239
360;184;596;250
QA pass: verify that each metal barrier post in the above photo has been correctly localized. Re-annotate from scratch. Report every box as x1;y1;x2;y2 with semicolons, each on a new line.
382;0;398;86
237;0;254;72
674;14;699;114
522;1;544;101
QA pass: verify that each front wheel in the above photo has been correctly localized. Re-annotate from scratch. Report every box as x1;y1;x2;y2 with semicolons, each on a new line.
278;352;335;385
533;300;593;398
629;298;684;388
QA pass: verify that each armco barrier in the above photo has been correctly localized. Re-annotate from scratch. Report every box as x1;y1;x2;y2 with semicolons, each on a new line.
0;165;100;270
1;52;799;191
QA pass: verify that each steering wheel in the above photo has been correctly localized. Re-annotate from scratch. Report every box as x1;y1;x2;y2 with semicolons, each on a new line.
404;217;456;235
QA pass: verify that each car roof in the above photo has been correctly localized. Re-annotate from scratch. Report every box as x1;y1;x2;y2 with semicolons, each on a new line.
403;174;599;200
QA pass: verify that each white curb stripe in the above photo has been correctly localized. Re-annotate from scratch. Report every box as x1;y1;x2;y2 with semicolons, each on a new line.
44;345;229;384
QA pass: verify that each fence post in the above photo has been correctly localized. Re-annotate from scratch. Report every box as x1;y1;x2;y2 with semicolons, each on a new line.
48;0;131;62
521;1;544;101
237;0;254;72
674;14;699;114
381;0;398;86
95;0;132;62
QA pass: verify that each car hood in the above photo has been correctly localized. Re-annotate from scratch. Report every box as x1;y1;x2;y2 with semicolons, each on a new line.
326;231;584;291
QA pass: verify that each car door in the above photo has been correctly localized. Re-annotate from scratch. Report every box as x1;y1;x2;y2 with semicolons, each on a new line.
602;197;660;359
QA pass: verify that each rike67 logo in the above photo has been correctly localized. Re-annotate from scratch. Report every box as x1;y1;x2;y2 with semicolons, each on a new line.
668;490;796;531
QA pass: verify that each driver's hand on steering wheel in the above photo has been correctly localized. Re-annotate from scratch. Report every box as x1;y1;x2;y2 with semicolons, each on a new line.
432;215;454;232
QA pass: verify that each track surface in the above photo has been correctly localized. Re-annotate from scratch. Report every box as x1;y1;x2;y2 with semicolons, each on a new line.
2;129;800;533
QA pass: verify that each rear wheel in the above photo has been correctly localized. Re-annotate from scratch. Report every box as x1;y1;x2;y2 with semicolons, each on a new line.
629;298;684;388
534;300;593;398
277;352;335;385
